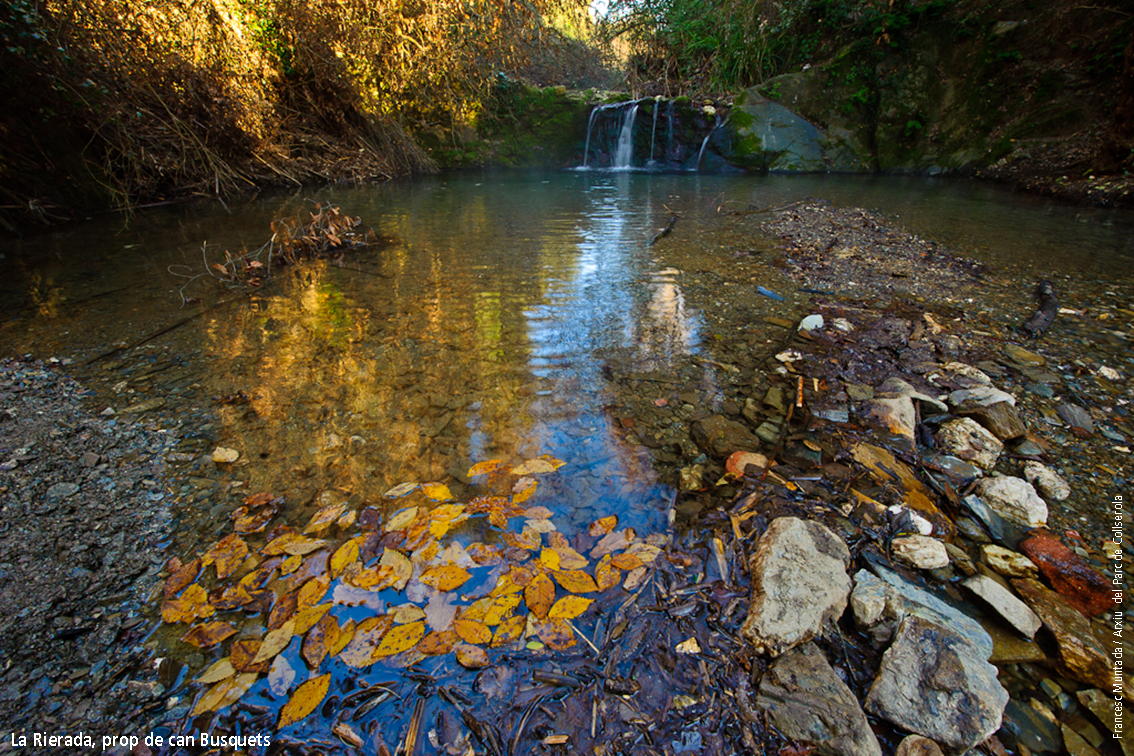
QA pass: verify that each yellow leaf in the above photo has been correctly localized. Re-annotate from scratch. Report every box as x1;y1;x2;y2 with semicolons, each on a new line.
328;618;354;658
380;548;413;590
303;502;347;534
524;506;554;520
280;554;302;576
264;533;328;557
390;603;426;624
553;570;599;594
206;534;248;580
467;459;509;477
181;621;236;648
330;539;361;578
384;482;418;498
512;458;556;476
483;594;522;626
427;503;468;538
525;573;555;620
387;506;419;530
539;548;561;572
595;554;620;591
337;509;357;529
373;621;426;658
161;584;214;624
420;564;472;591
460;597;493;623
252;619;296;664
302;614;337;669
339;616;394;668
352;564;396;591
512;476;537;504
197;658;235;684
553;546;588;570
453;618;492;645
294;603;331;635
278;673;331;728
191;673;258;717
491;615;526;647
589;515;618;537
417;630;457;656
539;455;566;470
534;619;575;650
610;553;643;571
421;482;453;501
491;567;530;596
231;639;271;674
297;575;330;611
548;596;594;621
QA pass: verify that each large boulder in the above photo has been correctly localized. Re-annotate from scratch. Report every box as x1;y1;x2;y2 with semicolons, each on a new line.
723;91;829;172
741;517;851;656
864;616;1010;753
755;642;883;756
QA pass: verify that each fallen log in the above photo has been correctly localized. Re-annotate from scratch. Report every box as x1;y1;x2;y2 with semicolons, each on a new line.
1022;280;1059;337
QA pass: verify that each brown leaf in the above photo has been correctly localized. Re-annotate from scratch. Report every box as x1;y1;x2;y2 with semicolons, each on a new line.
420;564;472;592
181;621;237;649
524;573;555;620
595;554;620;591
454;643;491;669
231;639;271;674
191;673;257;717
304;502;347;534
588;515;618;537
351;564;396;591
205;534;248;580
164;558;201;597
491;615;526;647
297;575;330;611
511;476;537;504
452;618;492;645
268;591;299;631
294;603;331;635
535;619;576;650
610;553;644;571
252;619;296;664
416;630;457;656
278;673;331;728
302;614;335;669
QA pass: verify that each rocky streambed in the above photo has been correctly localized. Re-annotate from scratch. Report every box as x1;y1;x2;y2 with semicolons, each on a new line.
1;199;1130;755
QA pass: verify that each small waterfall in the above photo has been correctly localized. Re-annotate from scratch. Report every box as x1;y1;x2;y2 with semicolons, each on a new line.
665;101;675;163
695;114;722;171
649;101;659;163
613;103;639;169
582;107;600;168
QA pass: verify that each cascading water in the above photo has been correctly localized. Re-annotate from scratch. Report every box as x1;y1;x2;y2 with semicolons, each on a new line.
613;104;639;169
582;107;600;169
694;113;722;171
649;101;659;164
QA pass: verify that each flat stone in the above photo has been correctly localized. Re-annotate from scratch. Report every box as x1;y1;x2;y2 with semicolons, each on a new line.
1019;533;1113;617
861;396;916;448
742;517;851;657
961;575;1041;638
1012;579;1115;692
846;383;874;402
1023;461;1071;501
935;418;1003;471
851;567;993;659
764;386;787;412
981;544;1039;579
122;397;166;414
982;618;1048;664
891;536;950;570
941;362;993;386
725;451;769;477
878;376;948;414
895;736;945;756
691;415;760;458
1056;403;1095;435
949;386;1017;410
1000;698;1063;754
975;476;1048;528
864;616;1009;753
943;543;976;576
1004;344;1046;366
1062;724;1103;756
1077;689;1130;750
755;642;882;756
45;482;80;501
963;401;1028;441
926;455;984;486
755;421;782;445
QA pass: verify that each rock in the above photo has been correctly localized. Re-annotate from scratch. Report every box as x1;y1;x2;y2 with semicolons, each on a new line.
678;465;704;492
725;451;768;477
1011;579;1116;692
943;543;976;576
860;396;916;448
1004;344;1046;366
1077;689;1130;749
1022;461;1070;501
961;575;1041;638
891;536;950;570
1019;533;1113;616
935;418;1003;470
80;452;101;467
963;401;1028;441
1057;403;1095;435
948;386;1017;410
1000;698;1063;754
100;407;116;417
725;91;829;172
974;476;1048;528
846;383;874;401
925;454;984;486
850;567;993;659
690;415;759;458
1013;438;1047;456
1062;724;1102;756
983;619;1048;664
864;615;1009;753
895;736;945;756
45;482;80;501
981;544;1039;579
211;447;240;464
941;362;992;386
764;386;787;412
755;642;882;756
741;517;851;657
798;314;825;332
878;377;948;414
754;421;782;444
122;397;167;414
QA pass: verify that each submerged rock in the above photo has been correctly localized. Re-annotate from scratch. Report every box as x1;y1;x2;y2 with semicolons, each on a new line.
1019;533;1113;616
864;615;1009;753
755;642;882;756
935;418;1002;470
741;517;850;657
974;476;1048;528
690;415;759;458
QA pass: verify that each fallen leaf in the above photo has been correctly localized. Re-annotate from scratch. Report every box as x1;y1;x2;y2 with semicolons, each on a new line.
588;515;618;537
552;570;599;594
511;476;538;504
303;502;347;534
278;673;331;728
337;509;357;529
525;573;555;620
384;482;418;498
453;618;492;645
302;614;336;669
197;658;235;684
280;554;302;575
269;591;299;631
386;506;419;530
253;619;296;664
373;621;426;657
595;554;620;591
191;673;257;717
553;546;588;570
524;506;554;520
623;566;649;591
161;584;214;624
297;575;330;611
512;458;556;476
328;618;355;658
610;553;643;571
534;619;575;650
210;583;252;611
268;654;296;697
331;539;361;578
339;615;394;668
424;591;458;632
264;533;328;557
294;603;331;635
427;503;468;538
231;639;271;674
454;643;491;669
181;621;236;649
484;594;522;626
351;564;396;591
234;504;276;534
539;548;561;572
491;615;526;647
163;558;201;598
380;548;413;590
204;535;248;580
390;603;426;624
421;482;454;501
467;459;508;477
548;596;593;621
592;529;633;558
420;564;472;592
417;630;457;656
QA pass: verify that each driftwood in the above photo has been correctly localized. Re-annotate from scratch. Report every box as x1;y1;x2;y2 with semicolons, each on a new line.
648;213;677;246
1023;280;1059;337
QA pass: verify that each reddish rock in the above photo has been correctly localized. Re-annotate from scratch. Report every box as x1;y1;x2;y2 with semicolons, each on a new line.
1019;533;1113;617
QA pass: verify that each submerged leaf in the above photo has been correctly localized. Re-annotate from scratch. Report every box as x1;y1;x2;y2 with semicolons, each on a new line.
384;482;418;498
278;673;331;728
552;570;599;594
491;615;526;647
524;573;555;620
205;535;248;580
252;619;296;664
420;564;472;592
386;506;420;530
264;533;328;557
339;616;394;668
373;621;426;657
454;643;491;669
421;482;454;501
191;673;257;717
467;459;509;477
453;618;492;645
417;630;457;656
303;502;347;534
197;658;235;684
181;621;236;649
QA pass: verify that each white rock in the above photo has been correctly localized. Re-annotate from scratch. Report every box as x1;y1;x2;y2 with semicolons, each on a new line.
935;418;1003;470
878;376;948;414
942;362;993;386
949;386;1017;409
799;314;825;332
861;397;916;445
211;447;240;464
981;544;1039;579
891;536;950;570
975;476;1048;528
1022;461;1070;502
833;318;855;332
